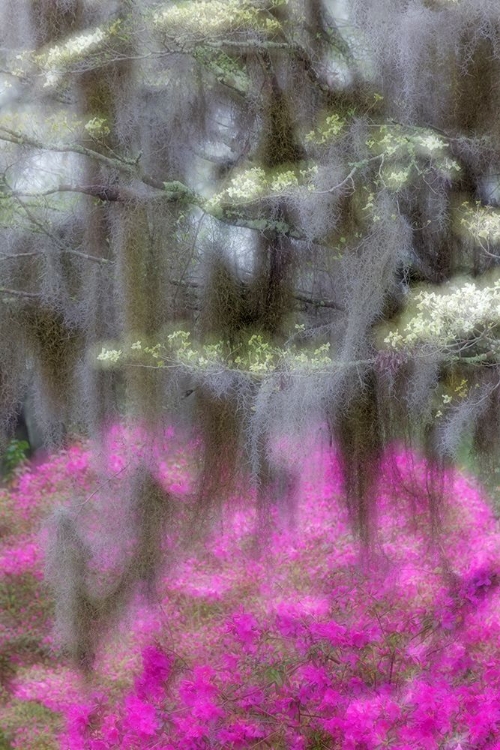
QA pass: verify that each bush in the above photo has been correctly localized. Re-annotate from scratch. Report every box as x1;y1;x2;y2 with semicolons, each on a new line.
1;440;30;481
1;426;500;748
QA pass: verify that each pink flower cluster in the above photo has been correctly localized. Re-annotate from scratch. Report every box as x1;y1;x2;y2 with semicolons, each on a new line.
2;425;500;748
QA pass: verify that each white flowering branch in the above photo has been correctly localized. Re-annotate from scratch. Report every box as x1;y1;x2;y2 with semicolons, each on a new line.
0;127;310;239
96;332;376;380
384;280;500;363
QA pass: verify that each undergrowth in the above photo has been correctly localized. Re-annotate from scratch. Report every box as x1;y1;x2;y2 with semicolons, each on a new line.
1;425;500;748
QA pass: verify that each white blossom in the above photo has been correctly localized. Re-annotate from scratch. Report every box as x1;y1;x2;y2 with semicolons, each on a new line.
384;279;500;353
97;348;122;363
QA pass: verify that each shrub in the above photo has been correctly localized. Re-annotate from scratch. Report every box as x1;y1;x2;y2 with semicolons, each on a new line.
1;426;500;747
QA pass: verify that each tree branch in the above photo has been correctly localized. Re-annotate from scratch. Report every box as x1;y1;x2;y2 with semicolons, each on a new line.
0;127;332;241
9;184;135;202
7;190;111;264
0;286;40;298
293;292;344;311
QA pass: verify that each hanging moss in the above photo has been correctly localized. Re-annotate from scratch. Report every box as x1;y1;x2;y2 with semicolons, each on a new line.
0;313;27;447
473;386;500;478
201;252;250;351
132;468;174;595
454;34;500;138
247;232;294;339
30;0;82;46
20;305;82;434
7;0;500;670
115;201;169;425
194;385;243;526
47;468;175;670
333;372;383;546
260;88;306;169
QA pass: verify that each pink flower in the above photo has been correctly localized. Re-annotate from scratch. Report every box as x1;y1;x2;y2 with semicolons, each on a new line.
123;695;159;738
227;610;260;651
310;619;347;646
135;645;171;699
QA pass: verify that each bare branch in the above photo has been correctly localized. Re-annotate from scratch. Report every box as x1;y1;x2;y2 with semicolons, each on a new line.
8;191;111;264
9;184;136;202
0;286;40;298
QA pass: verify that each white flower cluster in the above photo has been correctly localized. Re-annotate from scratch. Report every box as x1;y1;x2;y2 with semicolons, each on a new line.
84;117;110;139
286;342;332;371
224;167;266;203
365;125;461;190
44;28;106;67
40;27;107;86
269;170;300;193
373;128;448;158
384;280;500;351
152;0;282;36
385;168;411;189
207;165;318;209
305;113;346;145
96;331;334;377
414;133;445;153
460;202;500;244
97;347;122;363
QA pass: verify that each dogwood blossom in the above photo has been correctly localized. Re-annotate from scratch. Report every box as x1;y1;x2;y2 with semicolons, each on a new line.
96;347;122;363
152;0;282;36
384;280;500;353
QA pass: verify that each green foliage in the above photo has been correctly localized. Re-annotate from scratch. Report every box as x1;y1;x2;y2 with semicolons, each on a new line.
0;700;59;750
193;47;250;93
1;439;29;479
0;728;12;750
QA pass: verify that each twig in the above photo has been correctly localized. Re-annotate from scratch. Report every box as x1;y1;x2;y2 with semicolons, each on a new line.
0;286;40;298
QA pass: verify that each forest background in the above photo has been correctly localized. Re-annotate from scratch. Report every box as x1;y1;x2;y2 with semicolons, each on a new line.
2;0;500;747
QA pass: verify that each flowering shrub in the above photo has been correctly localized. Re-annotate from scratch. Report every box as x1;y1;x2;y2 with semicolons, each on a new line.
1;427;500;747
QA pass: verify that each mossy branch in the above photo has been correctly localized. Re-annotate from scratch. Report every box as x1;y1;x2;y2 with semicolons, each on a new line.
0;127;311;238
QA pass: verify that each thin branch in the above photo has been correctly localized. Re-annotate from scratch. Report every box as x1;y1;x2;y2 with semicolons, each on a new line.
0;126;165;190
199;40;296;52
314;155;385;195
8;190;110;264
0;286;40;298
293;292;343;311
9;183;135;202
172;212;207;308
0;251;40;259
0;128;273;230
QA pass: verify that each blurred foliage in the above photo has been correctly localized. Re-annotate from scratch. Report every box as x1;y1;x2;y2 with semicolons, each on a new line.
1;440;30;480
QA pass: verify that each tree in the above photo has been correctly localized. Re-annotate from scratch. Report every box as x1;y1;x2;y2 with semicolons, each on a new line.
1;0;500;666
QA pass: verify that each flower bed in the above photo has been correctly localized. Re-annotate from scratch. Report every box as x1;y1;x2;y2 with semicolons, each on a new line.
1;427;500;748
